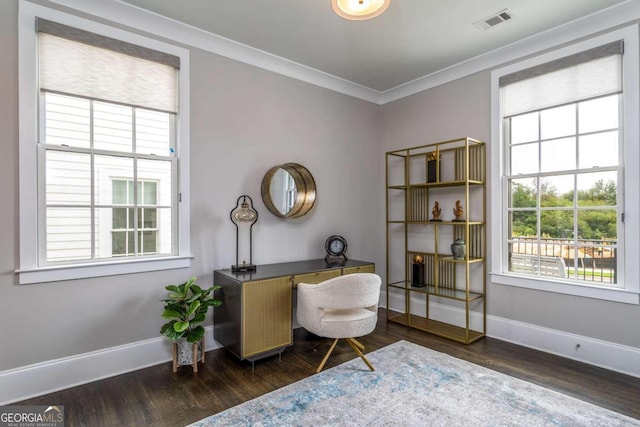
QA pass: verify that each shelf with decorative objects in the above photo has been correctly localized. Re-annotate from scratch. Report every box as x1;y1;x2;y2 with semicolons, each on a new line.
385;137;486;344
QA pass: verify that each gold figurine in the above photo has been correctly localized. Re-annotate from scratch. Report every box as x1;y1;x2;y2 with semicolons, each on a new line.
431;201;442;221
453;200;464;221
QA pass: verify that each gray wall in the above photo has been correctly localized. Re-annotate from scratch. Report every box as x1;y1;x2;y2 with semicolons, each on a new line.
381;70;640;348
1;0;637;379
0;0;384;372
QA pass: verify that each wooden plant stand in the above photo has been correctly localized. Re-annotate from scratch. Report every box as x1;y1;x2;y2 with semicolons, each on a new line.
172;336;205;373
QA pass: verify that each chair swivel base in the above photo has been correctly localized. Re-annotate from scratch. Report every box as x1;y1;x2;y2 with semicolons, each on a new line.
316;337;375;373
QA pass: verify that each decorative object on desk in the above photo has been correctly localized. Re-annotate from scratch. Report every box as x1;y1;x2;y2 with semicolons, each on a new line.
430;201;442;222
453;200;464;221
412;254;425;287
160;277;222;372
230;195;258;272
324;235;348;263
451;238;466;260
261;163;316;219
427;151;439;183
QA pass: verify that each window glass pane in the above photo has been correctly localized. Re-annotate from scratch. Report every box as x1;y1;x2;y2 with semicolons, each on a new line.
157;207;173;254
141;230;157;254
510;143;538;174
540;210;574;239
112;231;126;256
140;208;157;229
510;178;537;208
128;181;134;204
578;209;617;240
510;210;537;238
510;112;538;144
112;207;127;229
44;92;90;148
143;182;157;205
540;137;576;173
540;104;576;139
578;131;618;168
93;101;132;152
46;207;91;262
94;155;134;206
540;175;574;208
579;95;618;134
112;180;127;204
138;159;172;205
577;172;617;207
572;244;617;284
136;109;172;156
46;151;91;205
128;230;135;255
128;207;134;229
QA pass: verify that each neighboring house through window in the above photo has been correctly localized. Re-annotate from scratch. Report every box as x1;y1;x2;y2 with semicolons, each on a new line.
18;3;191;284
491;26;639;304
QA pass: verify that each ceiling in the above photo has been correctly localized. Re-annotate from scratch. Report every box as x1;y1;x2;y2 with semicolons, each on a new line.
118;0;628;92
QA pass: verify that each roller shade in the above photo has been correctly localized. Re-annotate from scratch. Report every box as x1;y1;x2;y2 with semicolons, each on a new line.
37;18;179;113
501;41;623;117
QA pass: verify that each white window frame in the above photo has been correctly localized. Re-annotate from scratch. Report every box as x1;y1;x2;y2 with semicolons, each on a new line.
18;1;192;284
490;25;640;305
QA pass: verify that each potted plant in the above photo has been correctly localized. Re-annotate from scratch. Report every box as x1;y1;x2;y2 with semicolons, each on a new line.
160;277;222;372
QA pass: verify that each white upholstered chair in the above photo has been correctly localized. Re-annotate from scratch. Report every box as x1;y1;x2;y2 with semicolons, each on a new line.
296;273;382;373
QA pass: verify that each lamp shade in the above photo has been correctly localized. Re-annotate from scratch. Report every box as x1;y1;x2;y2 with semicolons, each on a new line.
332;0;391;20
232;199;257;223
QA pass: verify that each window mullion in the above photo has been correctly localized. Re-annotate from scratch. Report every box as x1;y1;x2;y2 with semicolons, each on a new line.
132;108;139;257
89;99;96;261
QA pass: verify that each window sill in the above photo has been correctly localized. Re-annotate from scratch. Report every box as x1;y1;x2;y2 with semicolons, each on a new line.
490;272;639;304
17;256;193;284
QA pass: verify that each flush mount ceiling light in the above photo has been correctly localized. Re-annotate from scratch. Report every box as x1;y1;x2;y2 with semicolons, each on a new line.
332;0;391;20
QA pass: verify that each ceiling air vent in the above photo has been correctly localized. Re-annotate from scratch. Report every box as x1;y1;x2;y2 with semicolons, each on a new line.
473;9;513;31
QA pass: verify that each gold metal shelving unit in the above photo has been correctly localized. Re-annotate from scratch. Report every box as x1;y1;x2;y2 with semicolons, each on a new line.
385;137;486;344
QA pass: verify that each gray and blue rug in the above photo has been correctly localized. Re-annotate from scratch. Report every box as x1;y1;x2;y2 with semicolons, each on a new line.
189;340;639;426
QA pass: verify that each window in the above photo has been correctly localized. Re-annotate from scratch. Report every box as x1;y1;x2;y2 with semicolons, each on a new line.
491;27;639;304
111;179;159;257
19;3;191;284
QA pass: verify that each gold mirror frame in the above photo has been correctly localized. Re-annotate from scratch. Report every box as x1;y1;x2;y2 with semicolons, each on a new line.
261;163;317;219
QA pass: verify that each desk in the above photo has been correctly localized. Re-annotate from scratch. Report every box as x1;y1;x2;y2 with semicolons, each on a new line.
213;259;375;363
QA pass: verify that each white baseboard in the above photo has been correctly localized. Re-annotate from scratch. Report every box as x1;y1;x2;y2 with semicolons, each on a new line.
487;316;640;378
384;293;640;378
3;300;639;405
0;326;221;405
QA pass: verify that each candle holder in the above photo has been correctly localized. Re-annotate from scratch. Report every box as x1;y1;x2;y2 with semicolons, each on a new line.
412;254;425;287
427;151;439;183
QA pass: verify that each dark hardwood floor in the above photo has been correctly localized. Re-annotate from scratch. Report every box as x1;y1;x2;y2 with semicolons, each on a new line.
18;309;640;426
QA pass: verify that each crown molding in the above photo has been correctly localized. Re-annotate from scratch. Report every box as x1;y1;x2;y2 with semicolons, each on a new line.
380;0;640;104
38;0;640;106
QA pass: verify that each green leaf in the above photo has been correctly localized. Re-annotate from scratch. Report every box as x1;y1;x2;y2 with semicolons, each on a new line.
161;309;184;320
187;300;201;316
192;312;206;324
186;326;205;343
160;321;184;340
186;292;202;304
165;285;180;293
173;321;189;333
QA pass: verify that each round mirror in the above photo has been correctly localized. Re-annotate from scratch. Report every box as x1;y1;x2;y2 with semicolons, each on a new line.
261;163;316;218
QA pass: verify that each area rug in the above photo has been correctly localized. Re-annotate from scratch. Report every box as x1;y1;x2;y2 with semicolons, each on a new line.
189;340;639;427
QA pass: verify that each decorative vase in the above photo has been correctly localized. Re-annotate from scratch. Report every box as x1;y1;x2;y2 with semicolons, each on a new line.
451;238;466;260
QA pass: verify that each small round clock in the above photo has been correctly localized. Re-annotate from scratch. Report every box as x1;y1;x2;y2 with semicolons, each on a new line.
325;235;348;262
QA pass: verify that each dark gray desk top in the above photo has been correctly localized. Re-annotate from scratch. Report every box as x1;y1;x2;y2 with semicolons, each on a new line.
214;259;373;282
